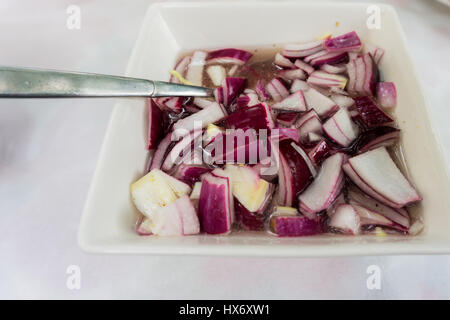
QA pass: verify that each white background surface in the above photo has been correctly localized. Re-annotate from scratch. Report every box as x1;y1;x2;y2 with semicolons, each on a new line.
0;0;449;299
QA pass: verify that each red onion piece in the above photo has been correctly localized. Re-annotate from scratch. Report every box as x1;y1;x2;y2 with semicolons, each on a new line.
308;139;332;166
272;90;307;112
161;130;203;172
320;63;347;74
348;186;410;230
298;153;345;219
323;108;359;147
328;204;361;235
276;112;298;127
364;43;385;65
265;78;290;102
206;48;252;65
307;71;348;89
304;50;349;67
270;215;323;237
353;96;393;128
172;164;211;186
226;103;274;130
173;102;227;136
376;82;397;108
255;79;270;101
343;147;421;208
218;77;247;107
294;59;315;75
274;52;295;68
277;68;306;81
148;99;164;150
354;126;400;154
198;170;233;234
150;131;175;170
282;40;325;58
155;97;183;113
277;140;314;206
324;31;362;53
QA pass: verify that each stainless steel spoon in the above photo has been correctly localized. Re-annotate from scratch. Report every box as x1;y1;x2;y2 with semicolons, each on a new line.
0;66;213;98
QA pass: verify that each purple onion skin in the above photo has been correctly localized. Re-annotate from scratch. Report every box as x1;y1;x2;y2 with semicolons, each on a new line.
235;201;265;231
276;112;298;126
352;126;399;154
149;131;176;170
309;140;332;165
198;180;230;234
223;77;247;107
274;216;323;237
225;103;272;130
353;96;393;128
279;139;313;197
324;126;399;157
236;95;250;110
214;87;224;104
273;128;300;143
176;166;212;186
255;80;270;101
312;52;349;67
324;31;362;52
148;99;164;150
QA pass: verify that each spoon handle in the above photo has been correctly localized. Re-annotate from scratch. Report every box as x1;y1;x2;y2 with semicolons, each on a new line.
0;66;212;98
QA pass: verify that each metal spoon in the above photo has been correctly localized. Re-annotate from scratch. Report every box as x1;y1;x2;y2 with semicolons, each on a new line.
0;66;213;98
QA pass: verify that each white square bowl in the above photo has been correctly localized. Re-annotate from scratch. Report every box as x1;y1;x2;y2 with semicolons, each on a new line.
78;1;450;256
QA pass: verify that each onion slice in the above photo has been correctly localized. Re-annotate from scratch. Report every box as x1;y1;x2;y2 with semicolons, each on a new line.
173;102;227;137
307;71;348;89
304;50;348;67
226;103;275;130
282;40;325;58
323;108;359;147
265;78;290;102
206;48;253;65
294;59;315;75
161;130;203;172
324;31;362;53
270;215;323;237
276;112;298;127
308;139;332;166
343;147;421;208
298;153;345;219
274;53;295;68
198;170;234;234
376;82;397;108
353;96;393;128
272;90;307;112
348;186;410;229
329;204;361;235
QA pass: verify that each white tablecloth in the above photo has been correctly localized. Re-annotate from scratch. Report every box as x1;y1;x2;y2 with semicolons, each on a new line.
0;0;449;299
